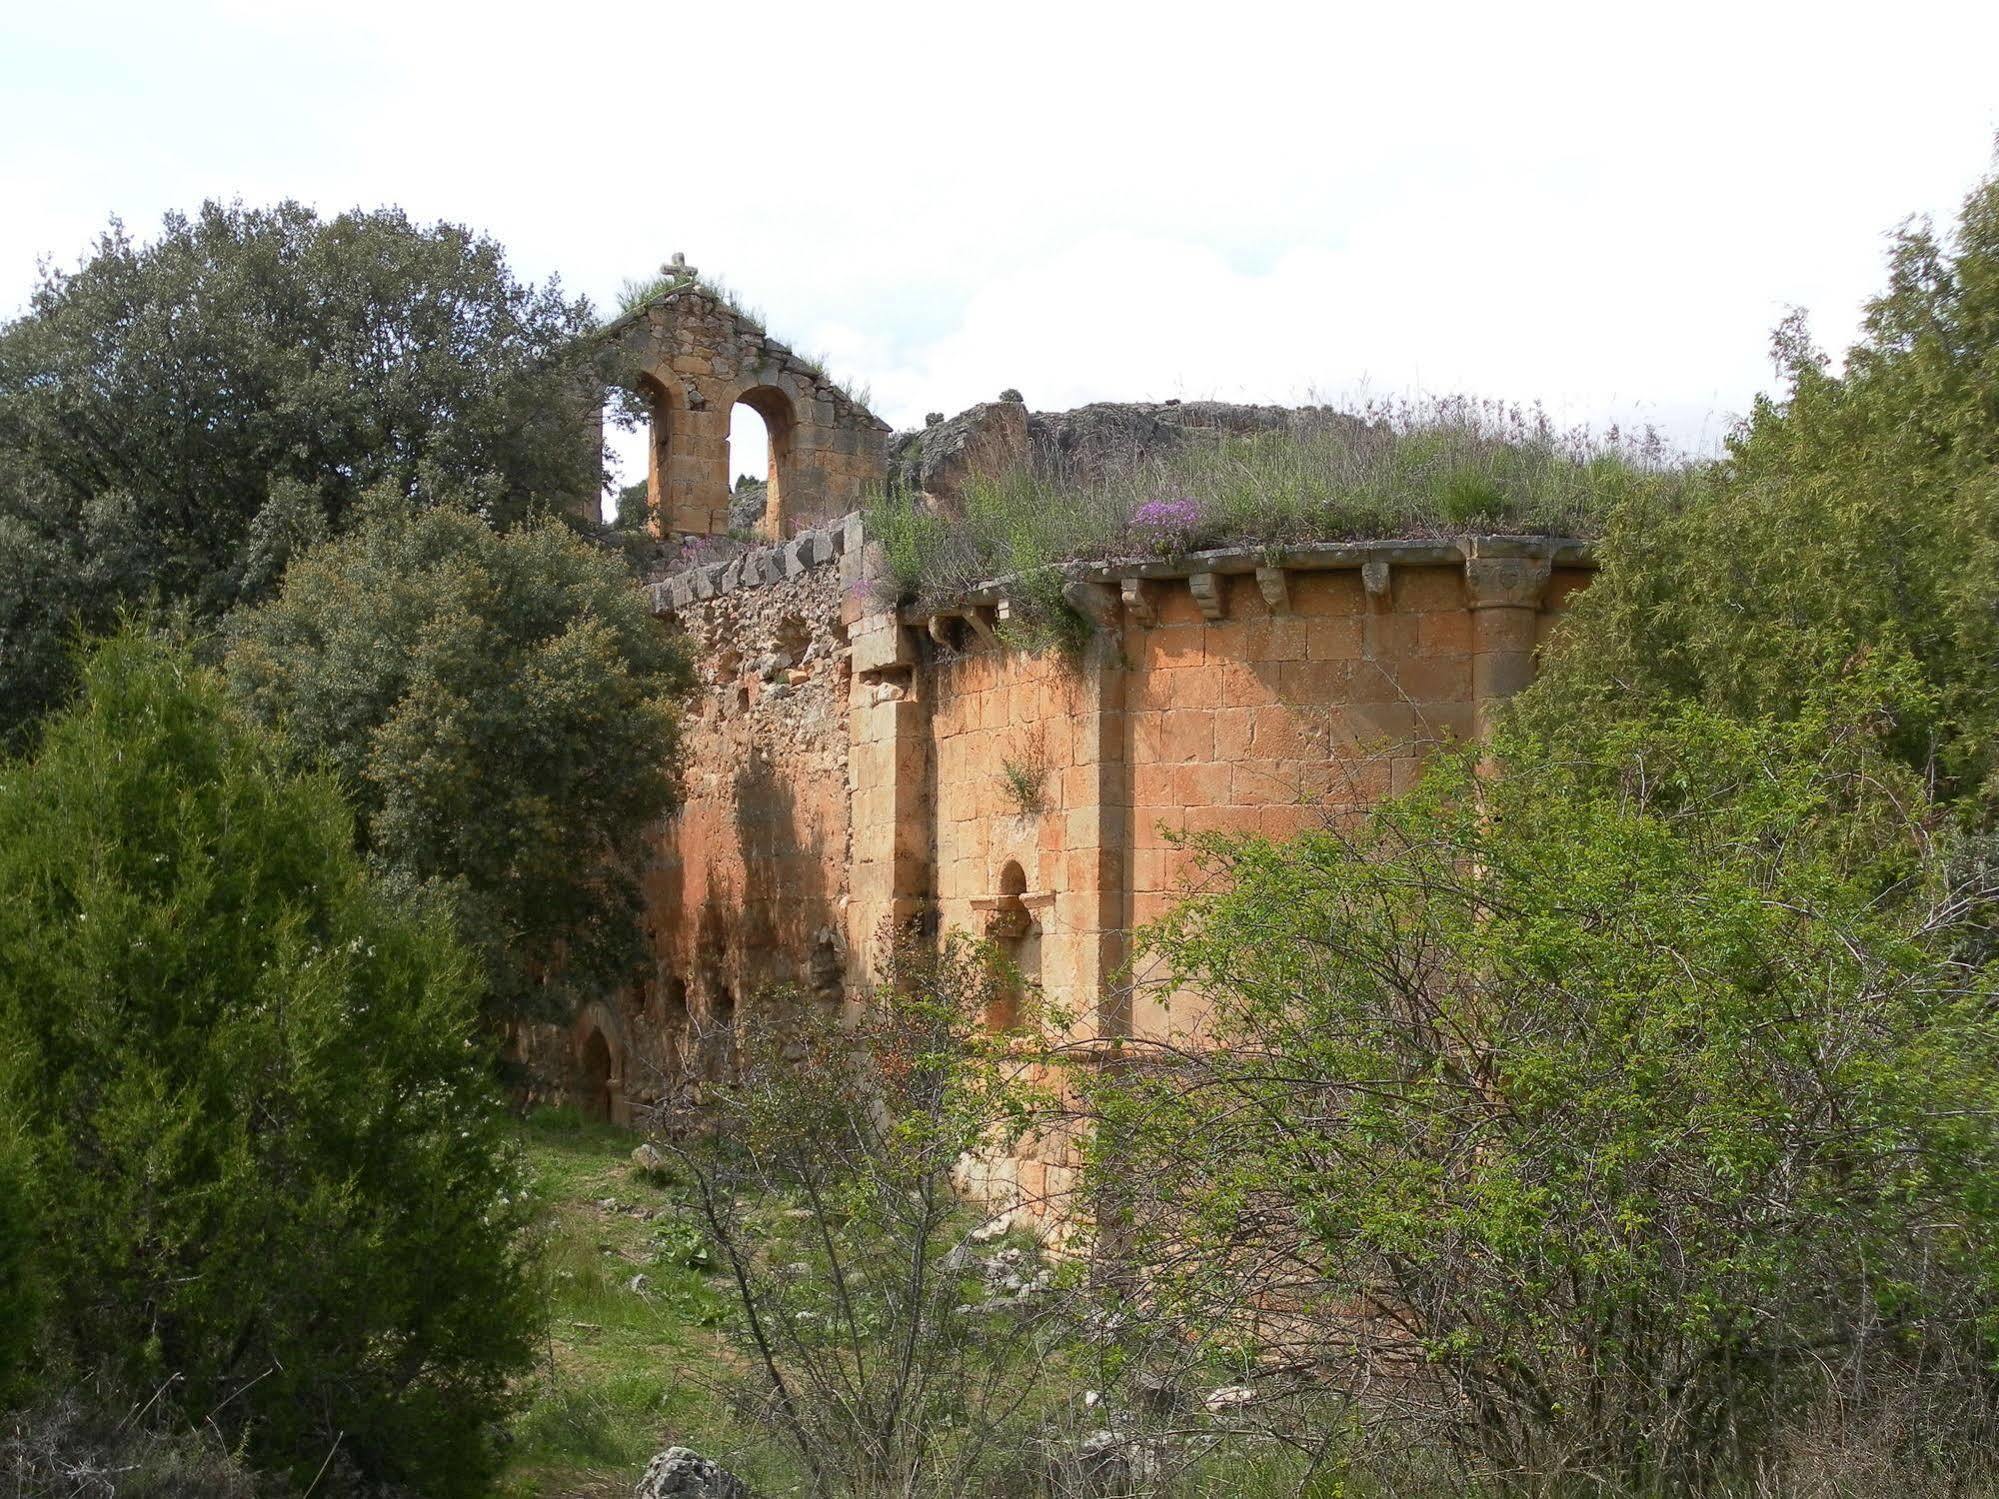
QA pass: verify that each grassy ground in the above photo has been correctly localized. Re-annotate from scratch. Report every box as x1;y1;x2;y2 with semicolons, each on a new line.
500;1109;794;1499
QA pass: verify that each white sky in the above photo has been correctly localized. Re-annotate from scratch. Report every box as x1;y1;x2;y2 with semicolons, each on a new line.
5;0;1997;498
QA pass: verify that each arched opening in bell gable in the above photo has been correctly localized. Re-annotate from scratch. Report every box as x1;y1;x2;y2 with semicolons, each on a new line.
727;385;796;539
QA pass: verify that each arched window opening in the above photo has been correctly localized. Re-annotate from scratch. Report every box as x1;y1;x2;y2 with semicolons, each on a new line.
727;386;797;539
982;862;1040;1032
603;392;650;529
606;374;674;534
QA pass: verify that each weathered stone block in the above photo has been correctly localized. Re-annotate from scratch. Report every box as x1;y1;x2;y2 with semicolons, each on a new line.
1306;617;1365;661
850;614;915;675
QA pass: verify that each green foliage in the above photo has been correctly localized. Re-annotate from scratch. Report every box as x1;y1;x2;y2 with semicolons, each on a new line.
613;268;766;331
669;934;1070;1496
1516;161;1999;817
1093;694;1999;1492
619;270;689;312
615;476;653;530
0;630;539;1495
0;200;607;746
866;398;1682;614
0;1116;37;1405
501;1110;776;1498
226;499;692;1024
999;758;1047;816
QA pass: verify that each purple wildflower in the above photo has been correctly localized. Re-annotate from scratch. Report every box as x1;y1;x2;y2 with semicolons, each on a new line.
1127;497;1205;556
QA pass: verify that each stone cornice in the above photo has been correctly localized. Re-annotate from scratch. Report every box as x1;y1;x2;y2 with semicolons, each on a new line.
913;534;1593;632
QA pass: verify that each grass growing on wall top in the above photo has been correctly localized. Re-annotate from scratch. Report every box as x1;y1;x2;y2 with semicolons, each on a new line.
867;397;1688;612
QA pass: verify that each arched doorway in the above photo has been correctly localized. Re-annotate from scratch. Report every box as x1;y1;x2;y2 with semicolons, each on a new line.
578;1028;614;1122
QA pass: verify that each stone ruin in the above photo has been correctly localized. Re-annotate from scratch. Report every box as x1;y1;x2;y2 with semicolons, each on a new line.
596;262;889;539
527;278;1598;1233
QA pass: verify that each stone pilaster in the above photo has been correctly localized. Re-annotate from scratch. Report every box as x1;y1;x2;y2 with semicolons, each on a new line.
846;609;931;980
1068;628;1130;1040
1463;546;1553;741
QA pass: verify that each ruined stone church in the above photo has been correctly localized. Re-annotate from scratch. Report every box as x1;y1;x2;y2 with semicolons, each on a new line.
536;274;1592;1215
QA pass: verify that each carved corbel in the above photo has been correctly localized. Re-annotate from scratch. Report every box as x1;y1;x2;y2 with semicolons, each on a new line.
1463;555;1553;612
1061;580;1122;634
1120;577;1157;629
1255;566;1291;614
1188;571;1226;622
1361;560;1392;611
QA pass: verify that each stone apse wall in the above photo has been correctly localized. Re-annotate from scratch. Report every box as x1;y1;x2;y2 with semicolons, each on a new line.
546;518;1592;1222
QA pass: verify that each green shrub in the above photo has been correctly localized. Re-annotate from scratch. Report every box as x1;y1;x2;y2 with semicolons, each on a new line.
0;1115;37;1405
0;629;539;1495
227;498;691;1023
1515;159;1999;819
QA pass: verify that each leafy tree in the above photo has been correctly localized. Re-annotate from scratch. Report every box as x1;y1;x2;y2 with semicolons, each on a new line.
0;629;539;1496
1515;159;1999;814
1089;694;1999;1493
226;499;690;1023
0;199;607;744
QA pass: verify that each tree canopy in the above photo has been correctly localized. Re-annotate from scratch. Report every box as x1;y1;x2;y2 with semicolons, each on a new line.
1513;165;1999;815
0;200;607;744
1097;694;1999;1490
226;499;691;1024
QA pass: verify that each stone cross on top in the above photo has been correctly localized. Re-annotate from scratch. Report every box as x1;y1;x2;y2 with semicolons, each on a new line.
662;252;698;284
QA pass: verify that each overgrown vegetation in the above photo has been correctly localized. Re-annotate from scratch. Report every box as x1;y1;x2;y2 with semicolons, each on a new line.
0;631;539;1495
1091;696;1999;1494
1058;155;1999;1497
4;146;1999;1498
663;936;1080;1497
614;267;765;330
998;731;1050;815
0;1381;273;1498
225;499;691;1025
500;1109;761;1499
1512;166;1999;818
866;398;1684;613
